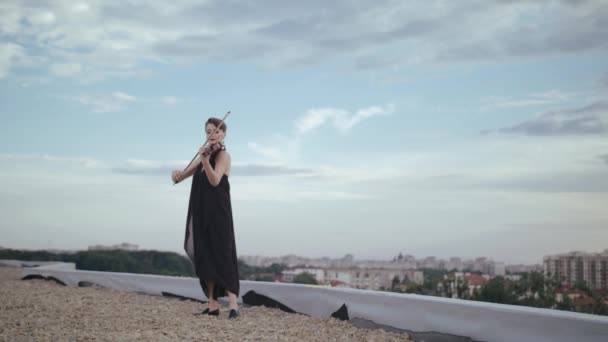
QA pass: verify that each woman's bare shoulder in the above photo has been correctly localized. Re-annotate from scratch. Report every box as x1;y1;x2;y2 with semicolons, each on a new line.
218;149;231;161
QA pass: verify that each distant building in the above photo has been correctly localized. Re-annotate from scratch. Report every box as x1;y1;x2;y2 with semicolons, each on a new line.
240;253;514;291
241;253;515;275
441;272;490;299
323;269;354;287
88;243;139;251
491;262;506;277
324;268;423;291
467;274;489;290
282;267;325;283
554;287;603;312
240;255;265;267
473;257;488;273
505;264;543;274
505;274;522;282
278;263;425;291
446;257;463;271
420;256;439;269
543;250;608;289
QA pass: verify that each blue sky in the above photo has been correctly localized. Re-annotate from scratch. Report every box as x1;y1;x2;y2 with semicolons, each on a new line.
1;1;607;264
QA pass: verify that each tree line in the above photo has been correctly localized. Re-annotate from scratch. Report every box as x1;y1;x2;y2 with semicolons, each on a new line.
0;248;285;280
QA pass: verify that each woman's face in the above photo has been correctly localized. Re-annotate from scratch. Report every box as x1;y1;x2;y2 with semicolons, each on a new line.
206;123;225;145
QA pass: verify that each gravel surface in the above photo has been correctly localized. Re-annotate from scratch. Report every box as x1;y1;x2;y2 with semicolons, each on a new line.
0;268;412;341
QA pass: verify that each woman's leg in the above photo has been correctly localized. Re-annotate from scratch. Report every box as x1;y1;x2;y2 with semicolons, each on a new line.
228;291;238;311
207;281;219;310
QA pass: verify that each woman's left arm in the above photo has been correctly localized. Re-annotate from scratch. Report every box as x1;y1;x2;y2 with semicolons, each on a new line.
201;151;231;187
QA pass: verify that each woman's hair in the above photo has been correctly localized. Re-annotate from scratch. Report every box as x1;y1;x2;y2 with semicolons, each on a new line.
206;117;227;133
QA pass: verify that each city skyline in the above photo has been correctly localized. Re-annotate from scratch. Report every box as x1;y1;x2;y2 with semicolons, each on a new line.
1;1;607;265
9;242;606;269
0;237;602;265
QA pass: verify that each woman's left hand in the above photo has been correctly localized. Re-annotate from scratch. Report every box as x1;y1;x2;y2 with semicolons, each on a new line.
199;146;211;164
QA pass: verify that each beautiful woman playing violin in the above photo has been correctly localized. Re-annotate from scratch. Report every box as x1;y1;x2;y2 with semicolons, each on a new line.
171;117;240;319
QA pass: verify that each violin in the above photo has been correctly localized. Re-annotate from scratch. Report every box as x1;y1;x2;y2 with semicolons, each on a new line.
172;142;224;185
199;142;223;158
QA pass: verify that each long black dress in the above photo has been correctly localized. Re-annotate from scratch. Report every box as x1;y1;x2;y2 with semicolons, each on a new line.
183;148;240;300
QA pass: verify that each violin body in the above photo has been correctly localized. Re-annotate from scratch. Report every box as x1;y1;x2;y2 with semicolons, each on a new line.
200;143;223;157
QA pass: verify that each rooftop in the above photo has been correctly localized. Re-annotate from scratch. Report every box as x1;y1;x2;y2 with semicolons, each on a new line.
0;267;411;341
466;274;489;286
4;261;608;342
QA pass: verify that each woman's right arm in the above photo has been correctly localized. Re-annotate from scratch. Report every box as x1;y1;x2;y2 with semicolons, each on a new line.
172;156;200;183
182;157;199;178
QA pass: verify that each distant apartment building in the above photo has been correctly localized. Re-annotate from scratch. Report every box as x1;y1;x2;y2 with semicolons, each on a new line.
505;264;543;274
331;254;356;268
461;257;505;276
543;250;608;289
323;269;355;286
324;268;424;291
446;257;463;271
472;257;488;273
491;262;506;277
240;255;264;267
419;256;439;269
358;259;417;270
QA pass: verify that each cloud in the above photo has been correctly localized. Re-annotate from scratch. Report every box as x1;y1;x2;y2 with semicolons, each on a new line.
247;104;393;164
451;169;608;194
247;142;283;160
600;73;608;89
50;63;82;77
296;104;394;134
111;159;181;175
2;1;608;80
0;153;316;179
483;101;608;136
435;2;608;62
492;170;608;193
361;158;608;195
232;165;314;176
111;158;315;177
161;96;181;105
245;103;393;165
112;92;136;102
75;91;137;113
0;152;381;203
479;90;571;111
599;154;608;165
0;43;26;78
0;153;104;168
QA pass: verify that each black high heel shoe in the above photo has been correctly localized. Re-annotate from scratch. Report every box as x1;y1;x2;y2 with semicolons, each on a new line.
228;309;239;319
199;308;220;316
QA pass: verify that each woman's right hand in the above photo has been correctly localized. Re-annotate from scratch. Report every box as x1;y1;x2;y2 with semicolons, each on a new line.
172;170;183;183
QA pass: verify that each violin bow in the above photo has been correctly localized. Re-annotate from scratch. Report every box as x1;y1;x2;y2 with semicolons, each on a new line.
174;110;230;185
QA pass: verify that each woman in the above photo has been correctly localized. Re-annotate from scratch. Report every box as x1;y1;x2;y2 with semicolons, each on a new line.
171;117;240;319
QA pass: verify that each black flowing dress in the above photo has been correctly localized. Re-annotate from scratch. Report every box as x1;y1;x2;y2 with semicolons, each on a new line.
183;148;240;300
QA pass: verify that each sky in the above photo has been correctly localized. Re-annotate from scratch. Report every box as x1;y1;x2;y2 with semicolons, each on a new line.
1;1;607;265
